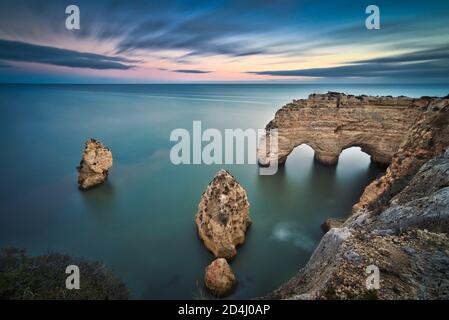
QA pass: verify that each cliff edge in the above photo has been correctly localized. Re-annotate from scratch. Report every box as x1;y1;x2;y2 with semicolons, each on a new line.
264;93;449;299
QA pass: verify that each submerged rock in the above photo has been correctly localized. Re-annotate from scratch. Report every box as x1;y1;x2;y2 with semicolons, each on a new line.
195;169;251;260
204;258;236;297
77;139;113;190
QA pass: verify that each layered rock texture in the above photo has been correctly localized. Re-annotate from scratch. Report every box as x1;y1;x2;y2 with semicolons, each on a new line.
195;170;251;260
204;258;237;297
354;96;449;212
259;92;429;166
77;139;113;190
264;93;449;300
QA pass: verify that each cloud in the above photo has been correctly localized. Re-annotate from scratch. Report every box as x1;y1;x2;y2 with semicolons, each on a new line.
351;45;449;64
0;39;137;70
248;45;449;79
172;69;211;74
157;67;211;74
1;0;449;82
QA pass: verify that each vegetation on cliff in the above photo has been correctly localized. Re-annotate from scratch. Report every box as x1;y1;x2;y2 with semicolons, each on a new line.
0;247;129;300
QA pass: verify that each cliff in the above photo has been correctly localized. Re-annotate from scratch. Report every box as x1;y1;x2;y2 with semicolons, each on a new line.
259;92;432;166
263;93;449;299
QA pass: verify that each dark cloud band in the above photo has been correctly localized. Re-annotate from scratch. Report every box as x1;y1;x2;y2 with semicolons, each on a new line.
0;39;136;70
248;46;449;80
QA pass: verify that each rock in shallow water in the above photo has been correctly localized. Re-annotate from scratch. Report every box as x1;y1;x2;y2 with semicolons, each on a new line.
195;169;251;260
77;139;113;190
204;258;236;297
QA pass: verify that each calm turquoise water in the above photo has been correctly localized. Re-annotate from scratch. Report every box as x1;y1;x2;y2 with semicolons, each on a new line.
0;84;447;299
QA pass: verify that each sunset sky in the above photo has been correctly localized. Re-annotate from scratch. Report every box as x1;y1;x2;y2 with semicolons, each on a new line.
0;0;448;83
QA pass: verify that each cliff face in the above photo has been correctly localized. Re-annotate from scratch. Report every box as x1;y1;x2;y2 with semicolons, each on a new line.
354;97;449;212
264;93;449;300
259;92;430;166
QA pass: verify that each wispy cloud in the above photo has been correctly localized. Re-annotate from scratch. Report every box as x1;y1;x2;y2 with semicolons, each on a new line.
248;45;449;80
0;61;10;68
0;0;448;82
0;39;137;70
172;69;211;74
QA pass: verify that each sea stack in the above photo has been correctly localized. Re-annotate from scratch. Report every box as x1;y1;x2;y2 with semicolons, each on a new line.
204;258;237;297
77;139;113;190
195;169;251;260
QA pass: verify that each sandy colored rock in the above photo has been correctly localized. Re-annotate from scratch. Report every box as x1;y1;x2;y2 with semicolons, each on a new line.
263;93;449;300
77;139;113;190
258;92;430;167
204;258;236;297
195;169;251;260
354;97;449;212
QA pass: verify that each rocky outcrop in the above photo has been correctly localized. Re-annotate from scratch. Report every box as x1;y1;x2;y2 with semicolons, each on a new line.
353;97;449;212
259;92;433;167
204;258;237;297
321;218;345;232
77;139;113;190
264;93;449;300
195;170;251;260
267;149;449;299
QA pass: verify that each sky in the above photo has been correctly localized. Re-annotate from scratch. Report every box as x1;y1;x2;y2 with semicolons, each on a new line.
0;0;448;83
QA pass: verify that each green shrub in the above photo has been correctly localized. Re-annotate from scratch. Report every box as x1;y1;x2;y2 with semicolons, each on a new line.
0;247;129;300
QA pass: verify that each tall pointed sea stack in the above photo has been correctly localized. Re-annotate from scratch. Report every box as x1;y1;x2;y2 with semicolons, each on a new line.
195;169;251;260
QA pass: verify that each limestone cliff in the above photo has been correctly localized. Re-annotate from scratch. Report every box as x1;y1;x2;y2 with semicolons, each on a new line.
263;93;449;300
195;170;251;260
259;92;431;166
77;139;113;190
354;97;449;212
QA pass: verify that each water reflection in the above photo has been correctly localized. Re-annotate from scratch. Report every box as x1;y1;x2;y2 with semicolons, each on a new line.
81;180;118;221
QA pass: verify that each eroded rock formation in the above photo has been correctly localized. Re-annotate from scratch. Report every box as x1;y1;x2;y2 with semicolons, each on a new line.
259;92;432;167
353;97;449;212
195;169;251;260
204;258;237;297
77;139;113;190
264;95;449;299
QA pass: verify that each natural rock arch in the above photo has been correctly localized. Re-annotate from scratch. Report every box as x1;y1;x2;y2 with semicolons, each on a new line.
259;92;429;167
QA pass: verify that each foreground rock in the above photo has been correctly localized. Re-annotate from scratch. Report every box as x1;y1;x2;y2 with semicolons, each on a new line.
195;170;251;260
204;258;237;297
77;139;113;190
264;94;449;300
